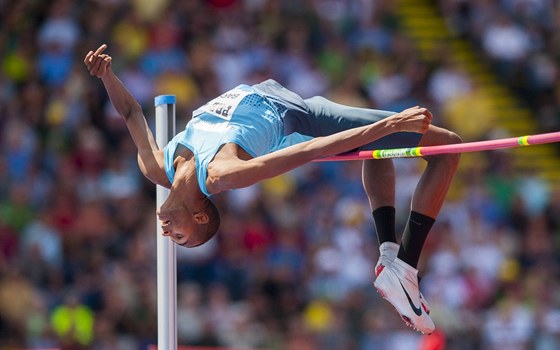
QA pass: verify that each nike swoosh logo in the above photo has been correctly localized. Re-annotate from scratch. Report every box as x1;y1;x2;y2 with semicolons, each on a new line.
399;281;422;316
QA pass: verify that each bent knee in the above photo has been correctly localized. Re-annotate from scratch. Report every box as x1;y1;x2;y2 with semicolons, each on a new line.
420;126;462;164
420;126;462;146
446;130;463;145
442;131;462;163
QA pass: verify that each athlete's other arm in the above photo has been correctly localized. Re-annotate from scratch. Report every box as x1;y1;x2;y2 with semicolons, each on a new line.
84;44;169;186
207;106;432;193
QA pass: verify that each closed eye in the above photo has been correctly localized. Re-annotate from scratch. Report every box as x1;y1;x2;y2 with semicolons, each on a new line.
171;234;189;246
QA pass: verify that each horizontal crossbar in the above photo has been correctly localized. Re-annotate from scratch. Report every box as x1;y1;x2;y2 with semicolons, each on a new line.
314;131;560;161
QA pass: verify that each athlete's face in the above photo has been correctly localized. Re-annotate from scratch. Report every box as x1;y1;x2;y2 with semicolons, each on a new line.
157;195;209;247
158;211;193;246
157;194;196;246
157;165;210;247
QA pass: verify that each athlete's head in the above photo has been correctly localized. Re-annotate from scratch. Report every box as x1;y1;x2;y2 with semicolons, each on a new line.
157;196;220;248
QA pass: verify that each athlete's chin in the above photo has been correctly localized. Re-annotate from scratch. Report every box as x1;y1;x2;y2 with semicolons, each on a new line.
184;240;204;248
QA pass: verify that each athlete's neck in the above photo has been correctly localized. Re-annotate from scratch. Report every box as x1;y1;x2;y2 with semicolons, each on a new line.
173;156;206;203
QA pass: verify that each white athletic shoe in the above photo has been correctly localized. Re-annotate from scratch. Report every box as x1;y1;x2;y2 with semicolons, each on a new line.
374;257;435;334
375;242;431;315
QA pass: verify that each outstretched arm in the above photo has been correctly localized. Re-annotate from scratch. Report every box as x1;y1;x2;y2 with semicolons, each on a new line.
207;106;432;193
84;44;168;186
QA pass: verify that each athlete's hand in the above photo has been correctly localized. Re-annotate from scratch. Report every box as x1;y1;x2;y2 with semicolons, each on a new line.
387;106;432;134
84;44;112;79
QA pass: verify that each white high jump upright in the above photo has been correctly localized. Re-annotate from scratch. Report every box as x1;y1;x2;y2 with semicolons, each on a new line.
154;95;177;350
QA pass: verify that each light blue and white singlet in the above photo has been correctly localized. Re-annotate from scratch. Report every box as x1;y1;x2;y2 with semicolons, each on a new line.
163;83;310;196
163;79;422;197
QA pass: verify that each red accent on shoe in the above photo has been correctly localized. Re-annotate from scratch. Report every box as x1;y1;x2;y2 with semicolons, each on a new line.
375;264;385;277
422;303;430;315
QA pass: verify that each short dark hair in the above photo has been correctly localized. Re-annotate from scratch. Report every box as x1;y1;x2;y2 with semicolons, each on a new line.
183;198;220;248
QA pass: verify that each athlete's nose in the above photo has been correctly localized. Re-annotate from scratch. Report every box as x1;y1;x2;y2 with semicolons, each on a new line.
161;226;173;236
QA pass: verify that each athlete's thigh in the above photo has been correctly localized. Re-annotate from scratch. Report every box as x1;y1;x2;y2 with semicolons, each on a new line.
302;96;394;135
300;96;422;150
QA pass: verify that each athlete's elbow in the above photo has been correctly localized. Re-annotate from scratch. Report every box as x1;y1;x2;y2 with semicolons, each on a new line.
137;152;169;187
121;102;143;121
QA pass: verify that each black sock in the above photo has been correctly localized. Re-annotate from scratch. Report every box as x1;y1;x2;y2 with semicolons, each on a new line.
397;211;435;268
372;206;397;245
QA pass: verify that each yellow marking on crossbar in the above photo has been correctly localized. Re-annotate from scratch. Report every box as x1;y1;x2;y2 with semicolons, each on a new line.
518;136;530;146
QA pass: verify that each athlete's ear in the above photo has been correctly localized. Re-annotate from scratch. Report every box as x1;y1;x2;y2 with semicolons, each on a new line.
193;212;209;225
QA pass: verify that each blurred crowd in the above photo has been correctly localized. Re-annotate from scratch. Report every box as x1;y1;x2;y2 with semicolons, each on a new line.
1;0;560;349
440;0;560;133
